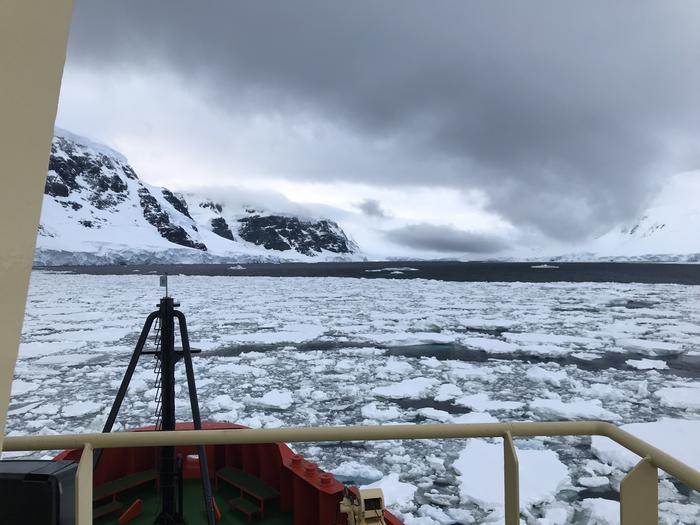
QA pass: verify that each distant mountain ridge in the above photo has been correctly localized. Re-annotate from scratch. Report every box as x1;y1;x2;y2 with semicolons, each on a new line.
35;129;361;265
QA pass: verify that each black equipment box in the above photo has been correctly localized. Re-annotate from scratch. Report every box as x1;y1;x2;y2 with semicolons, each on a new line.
0;460;77;525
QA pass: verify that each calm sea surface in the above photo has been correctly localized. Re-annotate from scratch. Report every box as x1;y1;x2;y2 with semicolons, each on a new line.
41;260;700;284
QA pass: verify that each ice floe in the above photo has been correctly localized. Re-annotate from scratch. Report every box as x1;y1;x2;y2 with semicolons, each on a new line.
655;385;700;410
433;383;462;401
373;378;438;400
580;498;619;524
453;392;524;412
62;400;103;417
246;389;294;410
361;402;401;422
615;338;684;356
332;461;383;484
530;398;620;421
525;365;568;387
454;439;570;510
362;472;417;511
591;418;700;471
10;380;39;396
625;358;668;370
35;354;96;366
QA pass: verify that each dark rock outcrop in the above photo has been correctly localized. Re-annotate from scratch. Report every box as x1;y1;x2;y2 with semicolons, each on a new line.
47;137;129;210
162;189;193;219
237;215;353;256
200;201;223;213
211;217;235;241
138;188;206;251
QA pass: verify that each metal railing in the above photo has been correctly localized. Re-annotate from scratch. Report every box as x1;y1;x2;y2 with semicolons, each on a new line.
4;420;699;525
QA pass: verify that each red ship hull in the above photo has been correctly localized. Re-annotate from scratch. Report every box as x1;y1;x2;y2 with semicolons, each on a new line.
55;422;403;525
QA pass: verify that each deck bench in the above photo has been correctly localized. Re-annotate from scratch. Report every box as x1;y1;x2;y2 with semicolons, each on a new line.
216;467;279;516
229;496;260;522
93;469;158;502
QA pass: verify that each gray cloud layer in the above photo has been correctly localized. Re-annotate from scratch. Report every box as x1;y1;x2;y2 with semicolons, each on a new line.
67;1;700;239
385;224;507;254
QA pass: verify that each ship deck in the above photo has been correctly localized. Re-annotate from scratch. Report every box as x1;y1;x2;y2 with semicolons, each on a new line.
94;478;293;525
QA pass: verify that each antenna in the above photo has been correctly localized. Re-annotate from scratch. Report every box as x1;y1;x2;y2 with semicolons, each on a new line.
160;272;169;297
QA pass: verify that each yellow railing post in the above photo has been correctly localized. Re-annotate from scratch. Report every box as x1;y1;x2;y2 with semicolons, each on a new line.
503;431;519;525
620;456;657;525
75;443;93;525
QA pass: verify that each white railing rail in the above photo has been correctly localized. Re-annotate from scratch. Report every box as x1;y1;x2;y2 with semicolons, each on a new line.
4;420;699;525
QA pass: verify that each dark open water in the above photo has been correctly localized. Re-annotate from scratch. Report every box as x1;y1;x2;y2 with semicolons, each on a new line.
40;260;700;284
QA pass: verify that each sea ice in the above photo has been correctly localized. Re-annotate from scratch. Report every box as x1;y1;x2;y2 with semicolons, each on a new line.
7;401;42;416
372;378;438;400
416;408;452;422
503;332;600;347
434;383;462;401
207;394;241;412
659;501;700;523
361;403;401;422
454;439;570;510
580;498;619;525
35;354;95;366
452;412;498;424
525;365;568;387
453;393;524;412
18;340;82;358
362;472;417;511
591;418;700;471
10;380;39;396
246;389;294;410
331;461;383;483
615;338;684;356
379;358;414;376
33;403;61;416
415;504;454;525
63;400;103;417
10;272;700;523
571;351;600;360
446;362;496;382
655;386;700;409
625;358;668;370
460;336;517;353
529;398;619;421
578;476;609;488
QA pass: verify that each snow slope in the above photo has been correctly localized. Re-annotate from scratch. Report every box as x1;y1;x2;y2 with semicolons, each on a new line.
550;171;700;262
35;128;362;265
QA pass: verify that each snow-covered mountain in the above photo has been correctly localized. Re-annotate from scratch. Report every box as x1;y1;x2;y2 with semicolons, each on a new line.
35;129;361;265
548;171;700;262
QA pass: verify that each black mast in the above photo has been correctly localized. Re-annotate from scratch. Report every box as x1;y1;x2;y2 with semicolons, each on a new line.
156;296;179;523
98;284;215;525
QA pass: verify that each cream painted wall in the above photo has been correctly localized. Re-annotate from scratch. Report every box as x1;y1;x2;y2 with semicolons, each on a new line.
0;0;73;450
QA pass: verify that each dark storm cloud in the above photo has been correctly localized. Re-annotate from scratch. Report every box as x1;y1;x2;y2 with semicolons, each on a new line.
67;1;700;239
385;224;507;254
356;199;388;218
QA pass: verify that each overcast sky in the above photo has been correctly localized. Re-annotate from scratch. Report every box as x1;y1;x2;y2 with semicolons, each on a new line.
55;1;700;258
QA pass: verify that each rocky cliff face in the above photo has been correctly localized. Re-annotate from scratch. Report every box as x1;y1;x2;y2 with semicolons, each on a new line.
35;129;361;265
236;215;352;255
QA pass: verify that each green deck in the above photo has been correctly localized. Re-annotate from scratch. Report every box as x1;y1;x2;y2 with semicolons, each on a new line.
93;478;293;525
